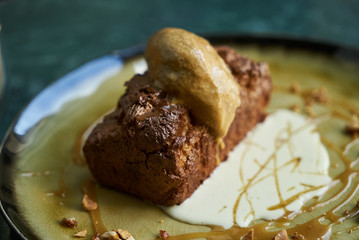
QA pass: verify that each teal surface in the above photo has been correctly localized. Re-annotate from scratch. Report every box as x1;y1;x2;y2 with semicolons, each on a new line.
0;0;359;239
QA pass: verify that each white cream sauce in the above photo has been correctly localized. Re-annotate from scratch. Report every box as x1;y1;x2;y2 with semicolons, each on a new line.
163;110;332;229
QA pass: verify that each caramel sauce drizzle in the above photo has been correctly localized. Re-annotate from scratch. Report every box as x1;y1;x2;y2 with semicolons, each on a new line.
50;177;67;198
81;178;107;235
267;184;326;211
47;167;67;198
233;117;323;224
166;83;359;239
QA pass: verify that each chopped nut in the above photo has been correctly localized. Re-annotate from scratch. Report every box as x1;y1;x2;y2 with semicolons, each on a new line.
159;220;164;223
92;233;101;240
344;209;350;215
305;106;315;118
291;232;304;240
60;217;78;228
273;230;288;240
118;229;135;240
74;229;88;238
356;200;359;208
242;228;254;240
311;87;329;104
159;230;169;239
98;231;120;240
305;97;314;106
94;230;135;240
308;207;314;212
290;82;300;94
290;104;301;113
83;194;98;211
345;115;359;134
305;87;329;107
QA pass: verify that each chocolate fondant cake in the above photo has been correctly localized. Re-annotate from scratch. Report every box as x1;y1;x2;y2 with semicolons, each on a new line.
83;44;272;206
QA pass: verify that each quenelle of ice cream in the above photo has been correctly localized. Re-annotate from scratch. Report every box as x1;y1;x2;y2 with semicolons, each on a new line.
145;28;241;138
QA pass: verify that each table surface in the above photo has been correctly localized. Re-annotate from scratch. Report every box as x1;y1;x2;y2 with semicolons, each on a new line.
0;0;359;239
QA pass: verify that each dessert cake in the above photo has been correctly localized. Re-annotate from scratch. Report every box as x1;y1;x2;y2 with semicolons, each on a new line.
83;28;272;206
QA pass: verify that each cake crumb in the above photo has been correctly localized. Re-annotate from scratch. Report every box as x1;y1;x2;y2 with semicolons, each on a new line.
311;87;329;104
83;194;98;211
291;232;304;239
242;228;254;240
290;82;300;93
159;230;169;239
74;229;88;238
60;217;78;229
290;104;301;113
273;229;288;240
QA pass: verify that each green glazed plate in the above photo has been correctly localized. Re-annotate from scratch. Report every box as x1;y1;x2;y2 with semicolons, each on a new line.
0;36;359;240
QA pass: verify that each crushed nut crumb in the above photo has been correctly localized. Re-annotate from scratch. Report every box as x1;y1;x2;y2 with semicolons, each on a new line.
291;232;304;240
290;82;301;94
344;209;350;215
305;87;329;107
311;87;329;104
305;97;314;106
83;194;98;211
159;220;164;223
290;104;301;113
356;200;359;208
98;231;120;240
308;207;314;212
345;114;359;134
60;217;78;229
92;233;101;240
273;229;288;240
74;229;88;238
242;228;254;240
118;229;135;240
93;230;135;240
159;230;169;239
305;106;315;117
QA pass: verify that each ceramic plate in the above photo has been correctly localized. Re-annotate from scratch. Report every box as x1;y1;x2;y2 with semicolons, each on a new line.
0;36;359;240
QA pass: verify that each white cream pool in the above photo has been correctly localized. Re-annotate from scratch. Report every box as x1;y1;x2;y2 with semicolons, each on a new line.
163;110;332;229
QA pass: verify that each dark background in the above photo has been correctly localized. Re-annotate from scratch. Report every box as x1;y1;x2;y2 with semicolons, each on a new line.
0;0;359;239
